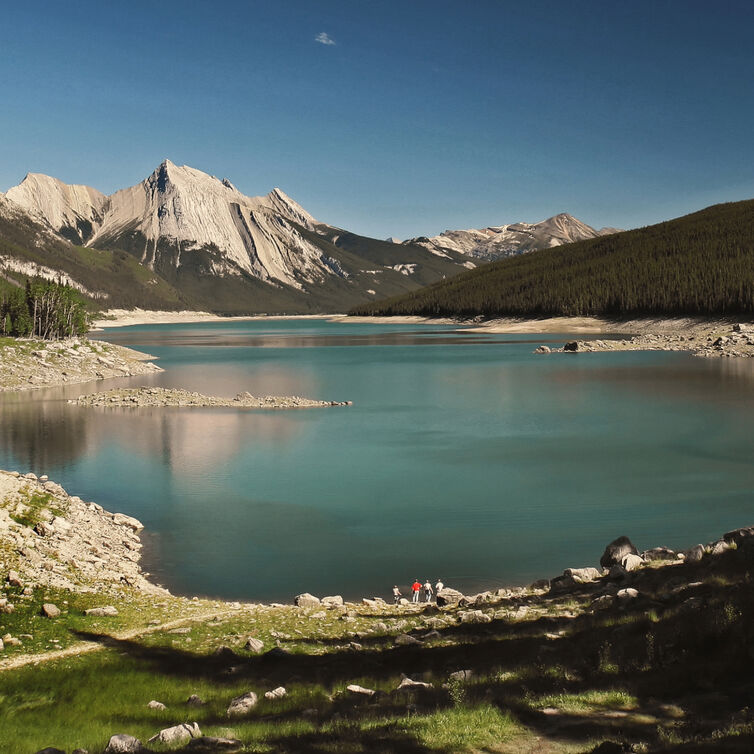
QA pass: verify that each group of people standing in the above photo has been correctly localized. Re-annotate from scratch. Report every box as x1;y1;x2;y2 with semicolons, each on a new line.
393;579;444;604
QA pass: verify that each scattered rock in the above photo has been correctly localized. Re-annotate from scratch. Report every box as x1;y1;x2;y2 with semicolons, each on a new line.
534;345;551;354
227;691;258;717
347;684;376;696
682;544;705;563
186;694;206;707
641;546;677;561
148;722;202;745
147;700;166;710
85;605;119;617
104;734;146;753
563;341;580;352
244;637;264;652
436;587;464;607
294;593;321;608
264;686;287;700
41;603;61;618
530;578;550;591
7;569;22;587
394;633;423;646
617;588;639;601
459;609;492;624
564;566;602;583
621;553;645;572
600;536;639;569
111;513;144;532
321;595;344;607
710;539;733;556
397;677;433;690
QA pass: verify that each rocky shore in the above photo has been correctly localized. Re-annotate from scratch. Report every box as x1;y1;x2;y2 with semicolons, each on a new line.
0;470;163;596
0;337;162;391
71;387;352;409
534;321;754;358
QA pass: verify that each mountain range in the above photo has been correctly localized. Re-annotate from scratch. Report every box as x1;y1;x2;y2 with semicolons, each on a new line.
0;160;613;313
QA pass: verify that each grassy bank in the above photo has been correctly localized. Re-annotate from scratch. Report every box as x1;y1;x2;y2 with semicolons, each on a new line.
3;545;754;752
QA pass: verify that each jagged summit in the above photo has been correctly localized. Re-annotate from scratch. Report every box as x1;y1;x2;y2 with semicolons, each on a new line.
408;212;619;261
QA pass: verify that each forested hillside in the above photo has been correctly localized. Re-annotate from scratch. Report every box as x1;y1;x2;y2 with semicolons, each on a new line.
352;199;754;318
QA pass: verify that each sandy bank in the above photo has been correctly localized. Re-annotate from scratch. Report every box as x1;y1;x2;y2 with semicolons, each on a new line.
93;309;338;329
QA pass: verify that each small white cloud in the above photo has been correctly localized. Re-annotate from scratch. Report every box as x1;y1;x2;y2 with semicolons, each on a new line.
315;32;336;46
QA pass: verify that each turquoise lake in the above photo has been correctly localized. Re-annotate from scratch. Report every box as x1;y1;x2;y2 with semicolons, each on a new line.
1;318;753;602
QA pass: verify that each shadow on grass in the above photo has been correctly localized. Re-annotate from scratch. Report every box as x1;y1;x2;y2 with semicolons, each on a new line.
72;547;754;752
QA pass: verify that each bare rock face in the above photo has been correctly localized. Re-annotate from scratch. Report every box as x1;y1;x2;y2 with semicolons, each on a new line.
600;536;639;569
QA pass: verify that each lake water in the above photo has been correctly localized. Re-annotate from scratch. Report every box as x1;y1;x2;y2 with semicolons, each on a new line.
1;318;754;602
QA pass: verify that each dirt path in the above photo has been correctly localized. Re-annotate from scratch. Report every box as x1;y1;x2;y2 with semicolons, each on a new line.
0;604;245;672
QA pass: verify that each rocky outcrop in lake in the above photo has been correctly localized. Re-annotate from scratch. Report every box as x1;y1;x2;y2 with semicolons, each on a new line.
71;387;352;409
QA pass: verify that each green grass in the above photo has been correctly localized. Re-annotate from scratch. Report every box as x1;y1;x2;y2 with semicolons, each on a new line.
9;489;62;528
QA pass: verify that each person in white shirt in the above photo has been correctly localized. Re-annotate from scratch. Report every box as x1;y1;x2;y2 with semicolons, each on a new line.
435;578;444;594
423;580;433;602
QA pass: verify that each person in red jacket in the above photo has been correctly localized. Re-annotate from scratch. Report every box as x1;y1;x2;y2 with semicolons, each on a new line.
411;579;422;602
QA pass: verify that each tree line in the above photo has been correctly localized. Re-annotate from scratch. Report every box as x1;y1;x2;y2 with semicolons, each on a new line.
352;199;754;318
1;278;89;339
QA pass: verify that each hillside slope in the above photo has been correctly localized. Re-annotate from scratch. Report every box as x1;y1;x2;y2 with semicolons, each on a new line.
353;199;754;318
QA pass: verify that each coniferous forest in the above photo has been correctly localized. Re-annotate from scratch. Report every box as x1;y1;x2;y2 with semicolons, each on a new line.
352;199;754;318
0;279;89;339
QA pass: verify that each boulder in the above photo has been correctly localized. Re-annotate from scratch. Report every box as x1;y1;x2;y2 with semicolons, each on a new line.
394;633;423;646
112;513;144;531
534;345;551;354
529;579;550;591
264;686;287;700
723;526;754;546
147;700;166;710
42;603;61;618
7;570;22;588
682;544;705;563
397;676;433;690
148;722;201;745
321;595;344;607
617;588;639;601
621;553;645;572
346;684;375;696
85;606;119;617
564;567;602;583
600;536;639;569
186;694;205;707
641;546;676;562
104;734;146;753
710;539;733;556
227;691;258;717
0;638;4;651
244;637;264;653
294;593;321;608
436;587;464;607
563;341;580;352
459;609;492;624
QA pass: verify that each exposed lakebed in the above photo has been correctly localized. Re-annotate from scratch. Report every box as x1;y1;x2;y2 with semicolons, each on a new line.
1;317;753;602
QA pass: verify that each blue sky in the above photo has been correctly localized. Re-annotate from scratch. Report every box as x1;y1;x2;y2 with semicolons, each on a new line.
1;0;753;239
